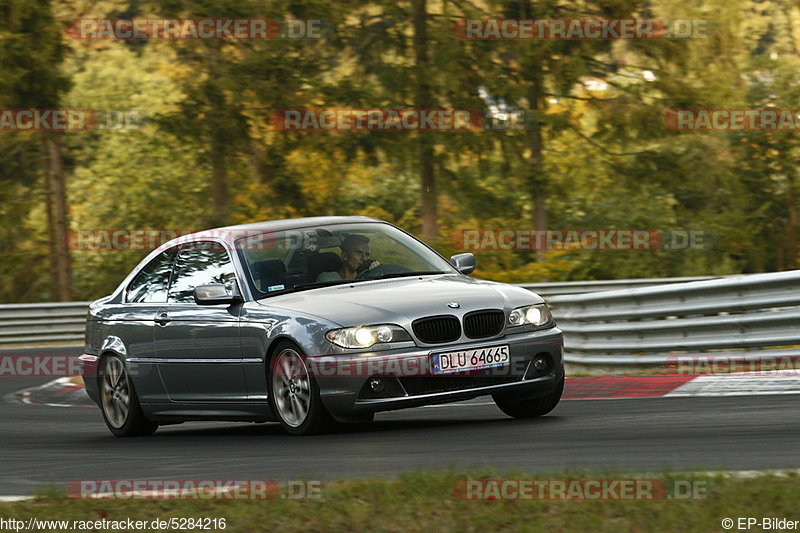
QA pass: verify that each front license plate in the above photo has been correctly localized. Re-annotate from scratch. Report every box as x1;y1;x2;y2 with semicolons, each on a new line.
431;345;510;375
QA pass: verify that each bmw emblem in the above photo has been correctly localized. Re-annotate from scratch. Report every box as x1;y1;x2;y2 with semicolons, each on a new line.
447;302;460;309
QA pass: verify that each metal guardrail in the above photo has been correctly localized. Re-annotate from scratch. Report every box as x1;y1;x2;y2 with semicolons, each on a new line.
517;276;716;297
0;276;711;348
0;301;90;346
546;270;800;366
4;272;798;370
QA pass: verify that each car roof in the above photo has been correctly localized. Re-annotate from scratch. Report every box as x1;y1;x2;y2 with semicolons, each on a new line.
155;215;385;251
216;215;382;235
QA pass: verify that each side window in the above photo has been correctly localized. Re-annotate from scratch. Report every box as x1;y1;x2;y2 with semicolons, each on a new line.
168;241;237;303
126;249;177;303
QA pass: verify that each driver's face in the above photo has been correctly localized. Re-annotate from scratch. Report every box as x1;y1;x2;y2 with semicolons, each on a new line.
342;243;371;270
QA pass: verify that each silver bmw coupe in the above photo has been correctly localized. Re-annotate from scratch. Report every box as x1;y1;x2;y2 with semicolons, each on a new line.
80;217;564;436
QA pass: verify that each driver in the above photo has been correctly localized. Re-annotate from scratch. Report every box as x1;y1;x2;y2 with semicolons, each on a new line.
316;234;380;282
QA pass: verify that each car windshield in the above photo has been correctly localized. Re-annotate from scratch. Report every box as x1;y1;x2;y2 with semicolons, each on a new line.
235;222;456;298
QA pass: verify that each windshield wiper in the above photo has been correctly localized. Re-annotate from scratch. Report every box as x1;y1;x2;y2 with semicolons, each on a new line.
254;272;448;300
255;278;371;299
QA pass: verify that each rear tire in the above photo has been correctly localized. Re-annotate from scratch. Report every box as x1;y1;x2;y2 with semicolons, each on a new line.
99;355;158;437
493;376;564;419
267;341;334;435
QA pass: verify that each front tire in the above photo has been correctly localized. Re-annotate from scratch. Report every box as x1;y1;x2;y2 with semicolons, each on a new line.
268;341;334;435
99;355;158;437
493;376;564;419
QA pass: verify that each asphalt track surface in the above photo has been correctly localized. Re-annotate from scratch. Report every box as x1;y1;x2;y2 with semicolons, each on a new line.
1;347;799;496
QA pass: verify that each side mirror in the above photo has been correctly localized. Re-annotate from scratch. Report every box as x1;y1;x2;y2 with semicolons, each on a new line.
450;253;476;275
193;284;242;306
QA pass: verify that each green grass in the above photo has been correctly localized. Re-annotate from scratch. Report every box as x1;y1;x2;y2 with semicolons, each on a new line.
1;470;798;532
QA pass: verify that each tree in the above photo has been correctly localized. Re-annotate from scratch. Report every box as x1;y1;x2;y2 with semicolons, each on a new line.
0;0;72;300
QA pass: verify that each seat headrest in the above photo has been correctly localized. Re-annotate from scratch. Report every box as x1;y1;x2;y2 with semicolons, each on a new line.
309;252;343;272
251;258;287;279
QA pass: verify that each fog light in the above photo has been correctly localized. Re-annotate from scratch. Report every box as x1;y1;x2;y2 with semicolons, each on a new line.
368;377;384;392
533;355;548;372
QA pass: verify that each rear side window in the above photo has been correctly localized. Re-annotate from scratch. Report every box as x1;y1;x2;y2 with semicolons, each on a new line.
126;249;177;303
168;241;237;303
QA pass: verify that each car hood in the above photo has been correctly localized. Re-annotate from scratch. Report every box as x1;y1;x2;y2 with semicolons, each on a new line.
258;274;544;327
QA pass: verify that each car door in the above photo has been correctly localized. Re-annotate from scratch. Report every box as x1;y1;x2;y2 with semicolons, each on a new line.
154;240;247;402
110;247;178;403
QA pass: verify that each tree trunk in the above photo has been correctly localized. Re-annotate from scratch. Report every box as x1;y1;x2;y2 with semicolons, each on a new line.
517;0;548;275
419;144;436;240
204;48;230;228
413;0;437;240
784;176;798;269
527;74;548;267
210;138;229;226
42;135;72;301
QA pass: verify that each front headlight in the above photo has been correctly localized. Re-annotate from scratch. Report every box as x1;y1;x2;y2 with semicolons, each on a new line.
325;324;412;349
508;303;553;328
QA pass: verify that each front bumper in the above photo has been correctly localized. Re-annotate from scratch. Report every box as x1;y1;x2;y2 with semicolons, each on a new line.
312;328;564;417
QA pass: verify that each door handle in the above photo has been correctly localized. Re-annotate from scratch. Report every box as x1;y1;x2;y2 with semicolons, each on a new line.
154;313;171;326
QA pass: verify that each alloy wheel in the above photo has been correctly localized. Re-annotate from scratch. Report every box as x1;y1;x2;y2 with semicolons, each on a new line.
271;348;312;427
100;357;130;428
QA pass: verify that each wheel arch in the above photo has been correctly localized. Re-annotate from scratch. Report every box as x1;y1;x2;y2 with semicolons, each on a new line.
96;336;129;387
263;335;307;379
